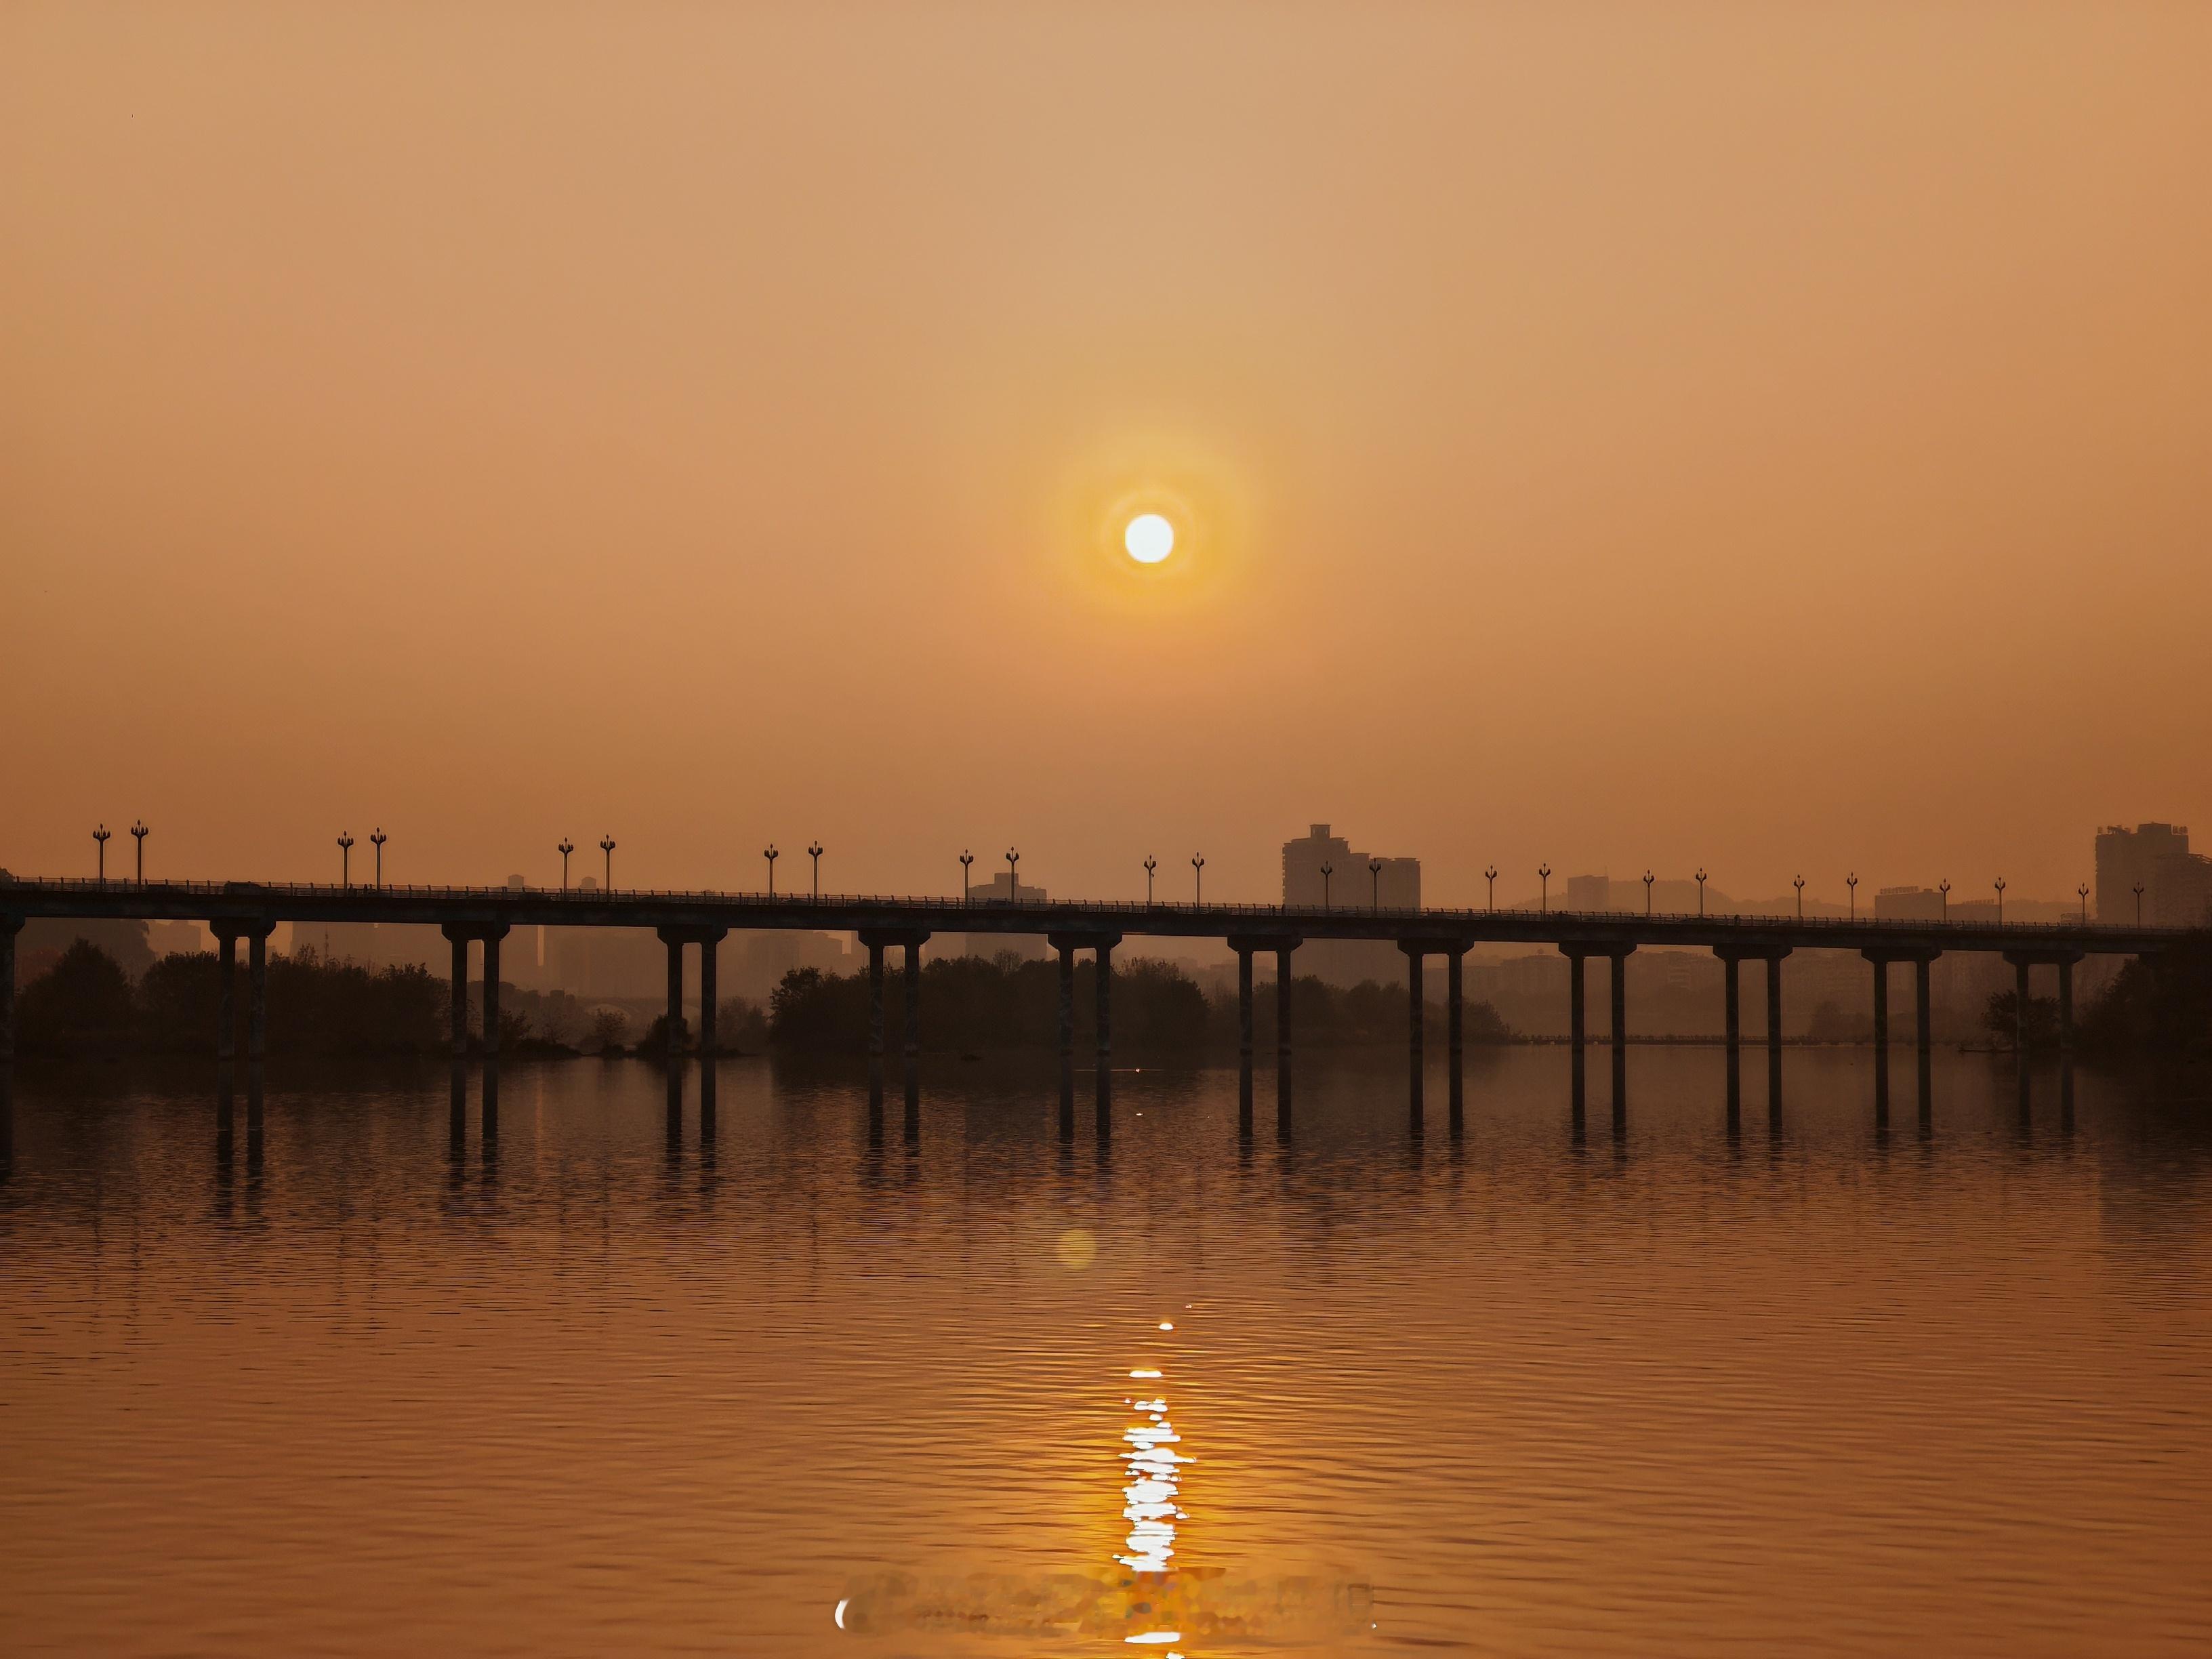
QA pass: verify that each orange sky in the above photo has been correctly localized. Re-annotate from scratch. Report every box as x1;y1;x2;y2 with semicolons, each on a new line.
4;3;2209;908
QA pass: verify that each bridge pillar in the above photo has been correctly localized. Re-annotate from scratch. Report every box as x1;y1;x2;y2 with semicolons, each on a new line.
1564;948;1586;1111
1447;947;1465;1134
1235;945;1254;1130
661;930;684;1055
860;937;882;1057
1915;955;1934;1116
247;926;270;1065
0;916;18;1165
216;926;242;1065
482;925;502;1071
1607;947;1632;1120
2015;958;2032;1054
1054;939;1076;1105
1275;943;1298;1133
1763;951;1788;1115
1868;954;1890;1123
1097;942;1115;1084
2057;958;2074;1055
1399;943;1425;1132
699;931;718;1057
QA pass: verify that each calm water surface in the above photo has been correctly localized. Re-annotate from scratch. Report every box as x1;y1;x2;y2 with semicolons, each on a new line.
3;1050;2209;1656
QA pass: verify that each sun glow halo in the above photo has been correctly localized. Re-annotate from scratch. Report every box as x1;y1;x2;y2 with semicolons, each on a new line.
1123;513;1175;565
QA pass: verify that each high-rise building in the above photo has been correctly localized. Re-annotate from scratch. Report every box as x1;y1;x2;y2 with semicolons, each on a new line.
1282;824;1418;986
2095;823;2212;926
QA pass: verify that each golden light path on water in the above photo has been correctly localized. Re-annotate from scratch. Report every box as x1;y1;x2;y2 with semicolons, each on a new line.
1122;1335;1190;1653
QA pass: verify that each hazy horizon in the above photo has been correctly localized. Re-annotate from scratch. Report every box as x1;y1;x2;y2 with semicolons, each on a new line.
7;3;2209;906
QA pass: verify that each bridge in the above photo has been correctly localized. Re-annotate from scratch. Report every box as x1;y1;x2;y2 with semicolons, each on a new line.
0;874;2193;1151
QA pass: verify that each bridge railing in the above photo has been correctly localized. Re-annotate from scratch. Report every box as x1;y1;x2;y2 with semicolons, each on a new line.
0;874;2155;931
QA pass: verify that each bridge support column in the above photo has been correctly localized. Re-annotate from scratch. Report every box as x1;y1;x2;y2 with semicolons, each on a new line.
1275;944;1297;1134
1607;947;1632;1126
663;933;684;1056
699;932;718;1057
441;925;468;1148
1565;949;1586;1115
1447;947;1465;1136
246;924;270;1145
1721;951;1740;1124
0;916;18;1166
1916;956;1934;1118
1868;954;1890;1124
2015;958;2032;1056
1057;940;1076;1116
1094;939;1115;1130
1400;944;1425;1134
481;928;502;1124
2057;958;2074;1055
1235;946;1254;1132
218;928;242;1067
865;938;886;1092
1766;952;1787;1119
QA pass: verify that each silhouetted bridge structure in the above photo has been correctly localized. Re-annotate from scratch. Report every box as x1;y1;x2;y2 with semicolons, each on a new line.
0;876;2192;1151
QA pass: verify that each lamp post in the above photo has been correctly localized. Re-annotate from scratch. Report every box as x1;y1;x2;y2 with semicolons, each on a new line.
370;828;387;888
763;844;779;896
131;820;148;884
338;832;354;887
1006;848;1020;901
1368;856;1382;911
960;850;974;905
600;835;615;890
94;823;110;880
1319;860;1333;910
2077;882;2089;925
1143;855;1158;904
1643;870;1654;915
1993;876;2006;926
2133;881;2145;926
808;841;823;903
558;838;573;891
1538;863;1551;914
1845;872;1857;922
1485;865;1498;911
1696;867;1708;918
1191;855;1206;907
1938;878;1950;922
1793;875;1805;920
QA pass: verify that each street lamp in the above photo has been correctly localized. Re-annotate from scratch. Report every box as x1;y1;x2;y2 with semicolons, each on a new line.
1643;870;1654;915
338;831;354;887
1319;860;1333;910
808;841;823;902
1538;863;1551;914
371;827;387;888
1143;855;1158;904
1191;854;1206;907
1368;855;1382;912
94;823;110;880
2133;881;2145;926
960;850;974;904
763;844;779;896
1696;867;1708;918
2077;882;2089;925
1485;865;1498;911
1845;872;1857;922
131;820;148;884
1793;875;1805;920
1993;876;2006;926
600;835;616;890
558;838;573;891
1006;848;1020;901
1938;878;1950;922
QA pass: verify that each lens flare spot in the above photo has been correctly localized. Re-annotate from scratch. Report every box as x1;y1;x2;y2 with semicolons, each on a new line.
1056;1228;1098;1270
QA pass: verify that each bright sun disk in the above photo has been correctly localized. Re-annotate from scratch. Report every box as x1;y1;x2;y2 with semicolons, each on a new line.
1124;513;1174;564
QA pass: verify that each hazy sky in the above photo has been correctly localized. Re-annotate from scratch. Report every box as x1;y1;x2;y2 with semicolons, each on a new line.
5;3;2208;907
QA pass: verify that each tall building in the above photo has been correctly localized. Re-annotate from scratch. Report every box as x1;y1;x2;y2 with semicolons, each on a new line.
1874;886;1945;921
2096;823;2212;926
1282;824;1419;986
954;870;1050;962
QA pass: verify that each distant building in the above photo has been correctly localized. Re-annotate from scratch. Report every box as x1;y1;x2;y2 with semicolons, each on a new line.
1873;886;1945;921
2097;823;2212;926
1564;874;1612;912
1282;823;1418;986
954;871;1050;962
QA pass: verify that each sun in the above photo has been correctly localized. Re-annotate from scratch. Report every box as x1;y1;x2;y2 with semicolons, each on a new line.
1123;512;1175;565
